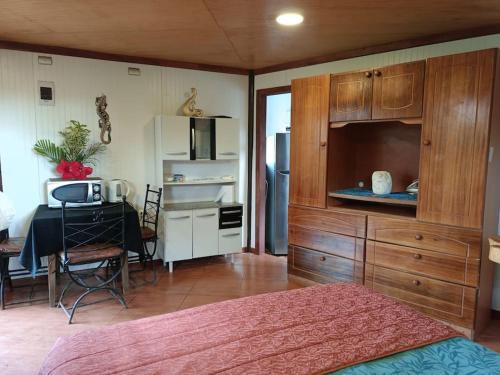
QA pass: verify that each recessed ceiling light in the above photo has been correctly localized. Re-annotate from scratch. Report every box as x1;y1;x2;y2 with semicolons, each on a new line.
276;13;304;26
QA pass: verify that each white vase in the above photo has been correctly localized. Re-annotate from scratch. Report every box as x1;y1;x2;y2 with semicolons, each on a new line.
372;171;392;195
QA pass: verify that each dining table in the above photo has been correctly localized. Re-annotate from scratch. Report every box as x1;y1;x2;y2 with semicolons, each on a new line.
19;202;143;306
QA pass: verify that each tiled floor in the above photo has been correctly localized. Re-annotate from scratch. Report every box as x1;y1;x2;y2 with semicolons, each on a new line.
0;253;498;374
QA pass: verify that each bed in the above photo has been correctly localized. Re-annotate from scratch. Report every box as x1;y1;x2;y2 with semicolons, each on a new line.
39;283;500;374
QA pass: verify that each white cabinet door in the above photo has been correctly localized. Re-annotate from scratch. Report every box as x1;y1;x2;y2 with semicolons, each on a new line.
215;118;239;159
161;116;190;160
193;208;219;258
164;210;192;261
218;228;242;255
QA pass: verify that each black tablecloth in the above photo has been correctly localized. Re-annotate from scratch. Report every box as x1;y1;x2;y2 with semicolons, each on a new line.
20;203;143;276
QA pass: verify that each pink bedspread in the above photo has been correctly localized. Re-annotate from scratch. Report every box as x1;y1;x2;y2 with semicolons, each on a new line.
40;283;459;374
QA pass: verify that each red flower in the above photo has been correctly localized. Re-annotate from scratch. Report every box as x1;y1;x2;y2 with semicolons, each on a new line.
56;160;93;179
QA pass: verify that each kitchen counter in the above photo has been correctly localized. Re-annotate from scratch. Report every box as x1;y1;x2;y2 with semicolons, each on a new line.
163;201;243;211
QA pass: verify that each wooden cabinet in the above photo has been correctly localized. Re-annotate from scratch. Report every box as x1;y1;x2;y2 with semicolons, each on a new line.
329;61;424;123
288;246;364;284
215;118;240;159
156;115;190;160
192;208;219;258
365;264;476;327
164;210;193;262
330;71;372;122
367;216;482;258
290;75;330;208
418;50;495;228
289;205;366;238
372;61;425;119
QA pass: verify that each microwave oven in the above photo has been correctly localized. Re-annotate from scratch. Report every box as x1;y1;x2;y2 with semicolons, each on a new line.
47;178;103;208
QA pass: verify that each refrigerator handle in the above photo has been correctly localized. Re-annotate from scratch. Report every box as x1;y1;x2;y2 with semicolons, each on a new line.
278;170;290;176
265;179;268;198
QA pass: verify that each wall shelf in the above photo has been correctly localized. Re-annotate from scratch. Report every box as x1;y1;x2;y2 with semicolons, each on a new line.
164;178;236;186
328;190;418;207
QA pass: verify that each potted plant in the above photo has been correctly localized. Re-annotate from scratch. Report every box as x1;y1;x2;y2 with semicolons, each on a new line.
34;120;106;179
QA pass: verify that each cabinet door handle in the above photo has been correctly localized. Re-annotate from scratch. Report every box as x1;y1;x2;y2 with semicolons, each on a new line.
219;152;237;155
374;70;382;77
196;213;216;218
413;253;422;260
169;216;190;220
222;220;241;225
364;71;372;78
413;279;421;286
222;232;240;237
415;234;423;240
166;152;187;155
423;139;431;146
222;210;241;215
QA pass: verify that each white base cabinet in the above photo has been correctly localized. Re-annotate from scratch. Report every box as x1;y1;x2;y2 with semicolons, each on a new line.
193;208;219;258
218;228;242;255
163;208;242;272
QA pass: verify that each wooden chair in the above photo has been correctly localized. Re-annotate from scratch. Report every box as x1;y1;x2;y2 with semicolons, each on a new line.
58;200;127;324
138;184;162;284
0;231;46;309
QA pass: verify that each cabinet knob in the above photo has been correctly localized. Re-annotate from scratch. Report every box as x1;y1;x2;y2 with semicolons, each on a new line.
423;139;431;146
415;234;423;240
319;256;326;261
413;279;421;286
374;70;382;77
413;253;422;260
364;71;372;78
320;141;327;147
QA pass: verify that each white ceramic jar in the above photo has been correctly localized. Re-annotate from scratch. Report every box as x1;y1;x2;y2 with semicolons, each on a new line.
372;171;392;195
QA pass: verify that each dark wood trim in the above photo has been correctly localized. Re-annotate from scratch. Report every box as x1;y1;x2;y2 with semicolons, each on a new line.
254;24;500;75
255;86;292;255
493;309;500;320
0;40;249;76
246;72;255;251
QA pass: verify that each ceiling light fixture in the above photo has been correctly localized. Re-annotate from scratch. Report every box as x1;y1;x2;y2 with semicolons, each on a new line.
276;13;304;26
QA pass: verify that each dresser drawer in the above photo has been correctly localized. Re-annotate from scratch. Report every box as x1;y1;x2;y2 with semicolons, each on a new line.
288;246;364;284
289;225;364;261
366;241;479;287
365;265;476;327
367;216;481;258
289;205;366;238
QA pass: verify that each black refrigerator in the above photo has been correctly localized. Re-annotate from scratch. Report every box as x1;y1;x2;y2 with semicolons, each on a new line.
265;132;290;255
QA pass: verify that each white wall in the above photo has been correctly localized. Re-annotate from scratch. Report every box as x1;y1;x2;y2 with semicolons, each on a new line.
254;34;500;310
0;49;248;246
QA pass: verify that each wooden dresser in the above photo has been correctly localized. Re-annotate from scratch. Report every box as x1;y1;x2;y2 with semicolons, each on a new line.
288;49;500;338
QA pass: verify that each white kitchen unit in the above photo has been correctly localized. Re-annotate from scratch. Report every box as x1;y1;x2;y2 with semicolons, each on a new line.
215;118;240;159
218;228;243;255
163;210;193;268
192;208;219;258
162;202;243;272
155;115;190;160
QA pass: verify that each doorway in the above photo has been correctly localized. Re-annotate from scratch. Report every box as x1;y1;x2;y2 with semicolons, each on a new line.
255;86;291;255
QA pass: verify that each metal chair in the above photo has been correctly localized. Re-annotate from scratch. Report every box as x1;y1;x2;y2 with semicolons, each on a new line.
58;200;127;324
0;230;46;309
138;184;162;284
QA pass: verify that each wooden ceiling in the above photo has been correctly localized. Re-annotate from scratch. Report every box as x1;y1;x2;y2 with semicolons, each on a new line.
1;0;500;74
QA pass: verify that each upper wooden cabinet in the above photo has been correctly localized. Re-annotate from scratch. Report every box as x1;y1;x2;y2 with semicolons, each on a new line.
330;71;373;122
371;61;425;119
290;75;330;208
417;49;496;229
329;61;425;123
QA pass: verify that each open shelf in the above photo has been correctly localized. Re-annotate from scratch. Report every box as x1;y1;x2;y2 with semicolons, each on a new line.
164;178;236;186
328;189;417;207
328;121;421;211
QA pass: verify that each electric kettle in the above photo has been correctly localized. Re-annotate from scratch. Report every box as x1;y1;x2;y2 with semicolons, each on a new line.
106;179;131;202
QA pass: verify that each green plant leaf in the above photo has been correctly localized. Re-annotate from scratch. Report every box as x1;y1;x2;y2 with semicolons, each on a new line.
33;139;66;164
